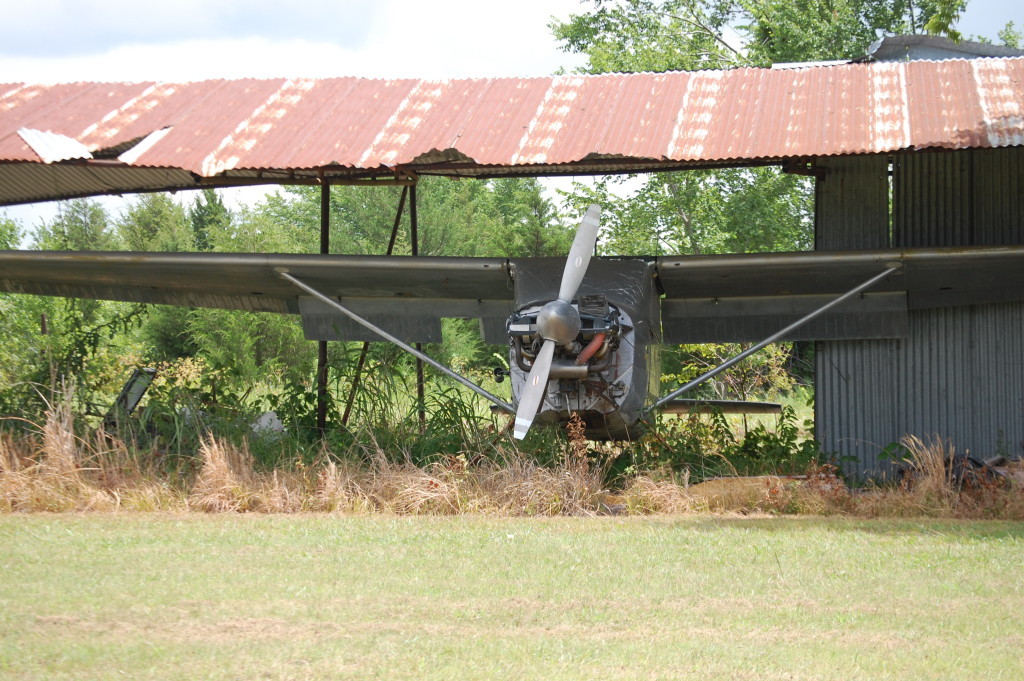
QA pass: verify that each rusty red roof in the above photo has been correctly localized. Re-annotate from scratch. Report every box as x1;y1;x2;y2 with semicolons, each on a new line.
1;57;1022;205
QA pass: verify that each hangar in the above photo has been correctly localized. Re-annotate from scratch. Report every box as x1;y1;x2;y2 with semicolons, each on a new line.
2;36;1022;475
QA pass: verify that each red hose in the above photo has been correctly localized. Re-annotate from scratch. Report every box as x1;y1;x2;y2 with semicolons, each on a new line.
575;333;606;366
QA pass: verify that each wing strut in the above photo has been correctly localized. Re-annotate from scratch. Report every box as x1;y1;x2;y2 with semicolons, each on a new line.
647;265;902;415
277;271;515;415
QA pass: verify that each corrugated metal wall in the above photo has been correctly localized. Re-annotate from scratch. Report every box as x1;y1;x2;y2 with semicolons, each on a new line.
816;147;1024;479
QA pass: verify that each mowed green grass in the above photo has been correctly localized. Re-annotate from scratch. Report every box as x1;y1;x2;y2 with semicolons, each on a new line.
1;515;1021;680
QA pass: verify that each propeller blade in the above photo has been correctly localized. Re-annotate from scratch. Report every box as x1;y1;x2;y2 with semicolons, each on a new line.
557;204;601;302
513;340;555;440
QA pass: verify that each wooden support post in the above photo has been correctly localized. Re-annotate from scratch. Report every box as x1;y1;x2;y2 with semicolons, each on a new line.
316;180;330;434
341;186;409;427
410;184;426;432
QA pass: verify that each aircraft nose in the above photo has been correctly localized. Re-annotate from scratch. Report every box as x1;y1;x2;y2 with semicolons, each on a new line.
536;299;580;345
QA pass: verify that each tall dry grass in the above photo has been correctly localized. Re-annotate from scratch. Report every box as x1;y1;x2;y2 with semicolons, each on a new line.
852;435;1024;519
2;401;1022;518
191;437;609;516
0;394;182;512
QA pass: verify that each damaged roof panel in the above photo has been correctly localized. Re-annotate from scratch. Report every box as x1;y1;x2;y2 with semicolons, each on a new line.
140;78;290;174
0;57;1022;204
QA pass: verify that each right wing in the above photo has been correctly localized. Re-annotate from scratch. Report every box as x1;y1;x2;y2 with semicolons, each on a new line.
0;250;515;343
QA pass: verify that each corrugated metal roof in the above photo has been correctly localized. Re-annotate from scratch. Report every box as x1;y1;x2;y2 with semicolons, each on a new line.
1;57;1022;205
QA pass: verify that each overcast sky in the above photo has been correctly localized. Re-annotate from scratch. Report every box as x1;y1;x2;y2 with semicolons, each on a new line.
0;0;589;82
1;0;1020;228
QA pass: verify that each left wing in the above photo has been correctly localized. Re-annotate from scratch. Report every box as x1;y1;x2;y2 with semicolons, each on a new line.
657;245;1024;342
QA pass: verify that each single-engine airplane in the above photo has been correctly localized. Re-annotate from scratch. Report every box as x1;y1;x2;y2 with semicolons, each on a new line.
2;205;1024;439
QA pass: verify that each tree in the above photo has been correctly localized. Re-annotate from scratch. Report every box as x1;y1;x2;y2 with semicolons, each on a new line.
997;21;1022;48
188;189;230;251
2;203;148;418
551;0;969;72
489;178;571;257
33;199;116;252
550;0;743;72
0;216;19;249
117;194;191;252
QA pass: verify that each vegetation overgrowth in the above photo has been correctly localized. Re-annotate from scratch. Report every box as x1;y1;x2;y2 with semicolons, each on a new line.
2;392;1020;519
1;182;824;511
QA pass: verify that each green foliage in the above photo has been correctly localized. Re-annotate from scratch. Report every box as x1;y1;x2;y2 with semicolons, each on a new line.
2;202;147;418
743;0;926;63
550;0;743;73
921;0;966;42
140;305;196;361
487;178;571;257
33;199;116;251
553;0;968;71
998;21;1022;49
117;194;191;251
634;404;820;479
663;342;795;400
0;216;21;249
261;176;566;258
213;203;311;253
407;385;504;465
187;189;230;251
0;298;145;422
726;404;820;471
564;169;812;257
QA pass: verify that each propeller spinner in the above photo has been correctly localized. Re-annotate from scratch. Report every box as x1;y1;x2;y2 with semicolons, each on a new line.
513;204;601;440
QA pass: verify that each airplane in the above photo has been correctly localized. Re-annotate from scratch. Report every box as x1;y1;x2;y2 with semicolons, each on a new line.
2;204;1024;440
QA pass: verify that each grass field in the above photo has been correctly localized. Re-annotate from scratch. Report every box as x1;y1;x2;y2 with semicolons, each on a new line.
1;515;1021;680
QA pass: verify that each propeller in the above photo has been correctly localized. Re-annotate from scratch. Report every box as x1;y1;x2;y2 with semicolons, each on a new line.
513;204;601;440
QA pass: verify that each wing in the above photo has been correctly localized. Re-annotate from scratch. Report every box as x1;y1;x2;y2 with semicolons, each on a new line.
6;245;1024;346
0;250;514;343
657;246;1024;342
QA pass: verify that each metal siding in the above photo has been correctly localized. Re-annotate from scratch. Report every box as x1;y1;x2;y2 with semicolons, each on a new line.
972;148;1024;245
893;151;972;247
818;305;1024;480
895;147;1024;247
899;305;1024;462
818;147;1024;478
816;339;901;477
815;156;890;249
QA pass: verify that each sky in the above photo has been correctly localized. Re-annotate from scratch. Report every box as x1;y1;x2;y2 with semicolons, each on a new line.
0;0;590;82
1;0;1020;230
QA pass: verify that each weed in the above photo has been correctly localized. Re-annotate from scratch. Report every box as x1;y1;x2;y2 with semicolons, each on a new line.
3;392;1022;519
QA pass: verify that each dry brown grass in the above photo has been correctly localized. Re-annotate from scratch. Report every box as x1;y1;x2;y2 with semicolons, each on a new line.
184;430;610;515
189;437;303;512
850;434;1024;519
305;443;607;516
2;404;1022;518
0;394;181;512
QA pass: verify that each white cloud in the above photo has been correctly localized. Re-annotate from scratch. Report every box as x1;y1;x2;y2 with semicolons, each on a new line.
0;0;587;83
0;0;590;227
